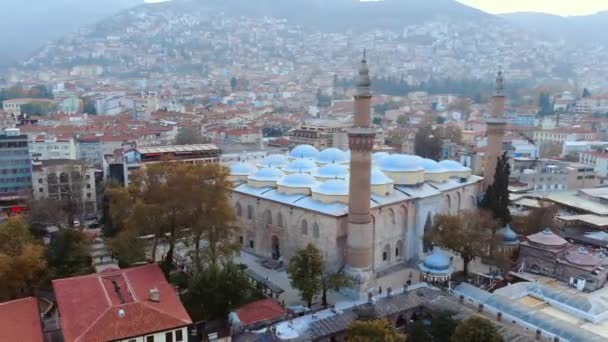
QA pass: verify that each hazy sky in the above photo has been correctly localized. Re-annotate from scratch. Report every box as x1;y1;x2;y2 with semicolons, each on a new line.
457;0;608;16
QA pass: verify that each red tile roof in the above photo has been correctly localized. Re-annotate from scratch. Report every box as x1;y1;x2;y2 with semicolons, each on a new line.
53;264;191;342
235;299;286;326
0;297;44;342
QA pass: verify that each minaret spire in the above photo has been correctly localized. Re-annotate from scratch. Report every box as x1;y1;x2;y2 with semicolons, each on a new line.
484;67;507;189
495;66;504;96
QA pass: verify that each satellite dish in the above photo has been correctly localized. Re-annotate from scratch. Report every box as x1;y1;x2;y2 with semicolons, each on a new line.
118;309;126;318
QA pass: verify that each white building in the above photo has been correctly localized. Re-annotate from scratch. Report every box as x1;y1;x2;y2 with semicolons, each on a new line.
29;136;77;160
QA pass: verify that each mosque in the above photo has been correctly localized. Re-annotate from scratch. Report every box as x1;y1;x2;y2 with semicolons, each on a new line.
228;56;505;297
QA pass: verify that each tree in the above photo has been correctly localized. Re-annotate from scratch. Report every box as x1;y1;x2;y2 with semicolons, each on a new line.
316;88;332;107
20;102;55;116
409;320;428;342
108;229;146;268
82;97;97;114
582;88;592;98
414;125;442;160
430;312;458;342
175;126;208;145
0;218;47;301
512;203;556;236
451;317;503;342
538;92;553;116
441;123;463;144
183;262;248;321
447;98;472;119
46;229;93;279
480;153;512;225
373;117;382;126
396;115;408;126
230;77;238;91
25;198;68;234
347;319;406;342
287;244;323;307
320;267;352;307
425;210;498;277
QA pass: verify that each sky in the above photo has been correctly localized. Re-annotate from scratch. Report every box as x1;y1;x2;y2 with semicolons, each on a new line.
457;0;608;16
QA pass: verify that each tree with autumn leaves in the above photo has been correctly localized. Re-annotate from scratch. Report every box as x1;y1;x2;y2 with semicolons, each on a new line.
347;319;406;342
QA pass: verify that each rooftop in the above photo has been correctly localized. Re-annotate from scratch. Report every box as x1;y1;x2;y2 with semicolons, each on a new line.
135;144;220;155
0;297;43;342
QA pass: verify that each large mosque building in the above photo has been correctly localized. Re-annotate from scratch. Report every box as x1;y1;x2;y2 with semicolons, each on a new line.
227;57;504;297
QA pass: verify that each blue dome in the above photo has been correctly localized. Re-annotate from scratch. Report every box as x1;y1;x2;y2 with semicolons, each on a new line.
277;173;316;188
284;158;317;173
260;154;288;168
249;167;284;181
313;163;349;179
317;148;349;164
313;179;349;196
377;154;423;172
290;145;319;159
438;160;469;172
229;162;257;176
373;152;390;161
370;167;393;185
498;224;519;245
419;248;452;275
420;159;447;173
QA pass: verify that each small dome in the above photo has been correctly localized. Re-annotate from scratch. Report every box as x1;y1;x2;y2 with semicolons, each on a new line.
259;154;288;168
438;160;469;172
313;179;349;196
373;152;390;161
249;167;284;181
421;248;452;273
377;154;423;172
371;167;393;185
316;148;349;164
527;228;568;247
313;163;349;179
229;162;257;176
284;158;317;173
420;159;447;173
498;224;519;246
290;145;319;159
277;173;316;188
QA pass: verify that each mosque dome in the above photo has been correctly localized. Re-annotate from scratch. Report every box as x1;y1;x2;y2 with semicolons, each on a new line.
418;248;453;281
497;224;520;246
316;148;349;164
438;160;469;172
259;154;289;168
527;228;568;247
290;145;319;159
370;167;393;185
372;152;390;161
313;179;349;196
420;159;447;173
313;163;349;179
229;162;257;176
376;154;423;172
277;173;316;188
249;167;284;182
283;158;317;174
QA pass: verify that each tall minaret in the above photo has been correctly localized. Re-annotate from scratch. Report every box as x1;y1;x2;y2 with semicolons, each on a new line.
345;52;376;296
483;69;507;189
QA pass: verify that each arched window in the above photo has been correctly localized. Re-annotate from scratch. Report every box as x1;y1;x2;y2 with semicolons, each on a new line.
59;172;69;184
247;205;254;220
301;219;308;235
236;203;242;217
47;173;58;185
395;240;403;259
277;212;284;228
264;209;272;226
388;208;396;225
382;244;390;262
313;223;320;239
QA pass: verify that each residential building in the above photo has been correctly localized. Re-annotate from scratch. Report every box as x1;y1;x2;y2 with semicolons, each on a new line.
288;119;384;150
533;127;596;145
31;159;98;218
0;128;32;198
0;110;16;129
562;141;608;158
506;112;536;127
510;159;599;192
29;135;78;160
2;98;54;116
76;136;104;168
52;264;192;342
0;297;44;342
580;151;608;177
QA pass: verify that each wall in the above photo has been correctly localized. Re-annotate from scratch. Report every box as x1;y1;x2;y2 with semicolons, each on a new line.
117;327;188;342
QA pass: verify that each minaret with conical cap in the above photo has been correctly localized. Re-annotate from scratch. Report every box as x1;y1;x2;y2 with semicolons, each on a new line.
345;51;376;296
484;68;507;189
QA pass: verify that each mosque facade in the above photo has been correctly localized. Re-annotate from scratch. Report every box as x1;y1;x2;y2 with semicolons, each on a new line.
227;57;487;297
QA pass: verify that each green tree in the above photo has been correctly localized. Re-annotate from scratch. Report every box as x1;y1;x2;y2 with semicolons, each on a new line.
409;320;428;342
230;77;238;91
108;229;146;268
320;267;352;307
451;317;503;342
316;88;332;107
82;97;97;114
347;319;406;342
175;126;208;145
480;153;512;225
20;102;55;116
430;312;458;342
287;244;323;307
47;229;93;278
373;117;382;126
414;125;442;161
396;115;408;126
0;218;47;300
425;210;498;277
184;262;248;321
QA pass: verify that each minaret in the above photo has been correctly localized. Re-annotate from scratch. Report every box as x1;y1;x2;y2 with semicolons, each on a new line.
483;68;507;189
345;52;376;296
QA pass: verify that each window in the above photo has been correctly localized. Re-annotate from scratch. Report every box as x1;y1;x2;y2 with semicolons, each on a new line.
301;220;308;235
247;205;254;220
264;209;272;225
39;188;43;193
146;336;154;342
175;329;183;342
249;240;254;249
165;331;174;342
86;184;91;189
236;203;242;217
277;213;283;228
129;340;136;342
239;236;244;244
383;251;388;261
38;178;43;184
313;223;320;239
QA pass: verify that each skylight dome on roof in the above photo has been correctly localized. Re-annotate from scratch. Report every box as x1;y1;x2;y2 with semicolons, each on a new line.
313;163;349;179
259;154;288;168
277;173;316;188
290;145;319;159
283;158;317;173
249;167;284;182
438;160;469;172
316;148;349;164
313;179;349;196
497;224;519;246
420;159;447;173
372;152;389;161
229;162;257;176
376;154;423;172
370;167;393;185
